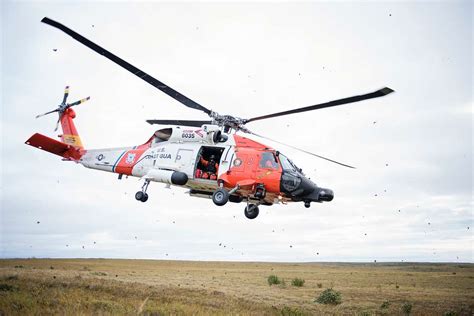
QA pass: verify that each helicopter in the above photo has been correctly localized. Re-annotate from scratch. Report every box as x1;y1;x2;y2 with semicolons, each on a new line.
25;17;394;219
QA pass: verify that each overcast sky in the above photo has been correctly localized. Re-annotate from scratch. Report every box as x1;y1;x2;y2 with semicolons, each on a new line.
1;1;472;262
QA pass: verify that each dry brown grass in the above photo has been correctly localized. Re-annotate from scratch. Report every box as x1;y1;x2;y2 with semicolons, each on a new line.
0;259;473;315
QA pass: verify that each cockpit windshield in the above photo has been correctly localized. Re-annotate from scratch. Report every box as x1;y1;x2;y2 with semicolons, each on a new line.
279;154;303;174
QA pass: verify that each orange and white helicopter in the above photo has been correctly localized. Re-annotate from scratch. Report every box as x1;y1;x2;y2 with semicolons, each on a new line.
26;18;394;219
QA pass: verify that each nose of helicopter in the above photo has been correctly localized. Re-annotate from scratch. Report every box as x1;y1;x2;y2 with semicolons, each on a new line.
300;178;334;203
313;187;334;202
280;172;334;203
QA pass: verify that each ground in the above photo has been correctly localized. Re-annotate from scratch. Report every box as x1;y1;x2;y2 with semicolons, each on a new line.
0;259;472;315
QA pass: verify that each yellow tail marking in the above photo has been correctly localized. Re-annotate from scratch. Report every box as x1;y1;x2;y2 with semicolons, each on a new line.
62;134;83;147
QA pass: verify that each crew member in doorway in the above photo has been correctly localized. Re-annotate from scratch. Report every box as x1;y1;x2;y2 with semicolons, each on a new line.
200;154;219;180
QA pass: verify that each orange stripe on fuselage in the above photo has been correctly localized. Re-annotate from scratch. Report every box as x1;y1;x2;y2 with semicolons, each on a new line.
114;148;147;175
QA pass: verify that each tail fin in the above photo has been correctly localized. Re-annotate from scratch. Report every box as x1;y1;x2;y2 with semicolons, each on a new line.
26;107;85;160
59;108;84;149
25;133;83;160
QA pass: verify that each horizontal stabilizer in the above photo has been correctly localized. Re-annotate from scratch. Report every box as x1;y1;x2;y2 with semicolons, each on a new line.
25;133;83;160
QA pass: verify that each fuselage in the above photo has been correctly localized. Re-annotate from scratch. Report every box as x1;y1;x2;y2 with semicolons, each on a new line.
78;125;334;206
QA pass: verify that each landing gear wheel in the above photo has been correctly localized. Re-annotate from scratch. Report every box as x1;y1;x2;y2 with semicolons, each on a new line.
135;191;148;202
135;191;144;201
212;188;229;206
304;200;311;208
244;204;259;219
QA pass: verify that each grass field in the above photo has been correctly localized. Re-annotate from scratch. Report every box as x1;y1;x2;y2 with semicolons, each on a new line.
0;259;472;315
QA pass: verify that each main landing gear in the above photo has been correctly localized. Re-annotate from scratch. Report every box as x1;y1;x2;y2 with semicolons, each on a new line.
135;179;150;202
211;184;259;219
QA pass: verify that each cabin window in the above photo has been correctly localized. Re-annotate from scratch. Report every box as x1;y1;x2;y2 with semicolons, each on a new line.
153;128;172;143
259;152;278;169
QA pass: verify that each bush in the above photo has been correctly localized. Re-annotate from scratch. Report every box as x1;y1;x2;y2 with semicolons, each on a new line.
0;284;17;292
315;288;342;305
267;275;281;286
317;283;323;288
443;311;458;316
281;306;306;316
291;278;305;287
380;301;391;309
401;302;412;315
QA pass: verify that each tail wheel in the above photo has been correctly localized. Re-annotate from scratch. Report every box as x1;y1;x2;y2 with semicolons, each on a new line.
212;188;229;206
244;204;259;219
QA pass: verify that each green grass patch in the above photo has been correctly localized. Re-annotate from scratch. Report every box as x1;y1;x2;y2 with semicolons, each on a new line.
267;275;281;286
315;288;342;305
291;278;305;287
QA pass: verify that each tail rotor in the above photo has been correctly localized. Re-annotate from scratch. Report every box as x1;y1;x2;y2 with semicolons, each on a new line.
35;86;90;131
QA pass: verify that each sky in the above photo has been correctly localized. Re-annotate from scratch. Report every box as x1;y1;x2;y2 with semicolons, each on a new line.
1;1;472;262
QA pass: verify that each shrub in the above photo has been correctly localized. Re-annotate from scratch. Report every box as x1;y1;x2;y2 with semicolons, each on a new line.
91;272;108;276
315;288;342;305
317;283;323;288
401;302;412;315
380;301;391;309
281;306;305;316
0;283;16;292
291;278;305;287
267;275;281;286
443;311;458;316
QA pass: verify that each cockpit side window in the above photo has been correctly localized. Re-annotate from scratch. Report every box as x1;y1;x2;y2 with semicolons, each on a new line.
259;152;279;169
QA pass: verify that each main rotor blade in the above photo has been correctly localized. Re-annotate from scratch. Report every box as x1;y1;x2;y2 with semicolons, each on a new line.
68;96;90;107
146;119;212;127
249;131;356;169
36;108;59;118
245;87;394;123
41;17;212;115
62;86;69;104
